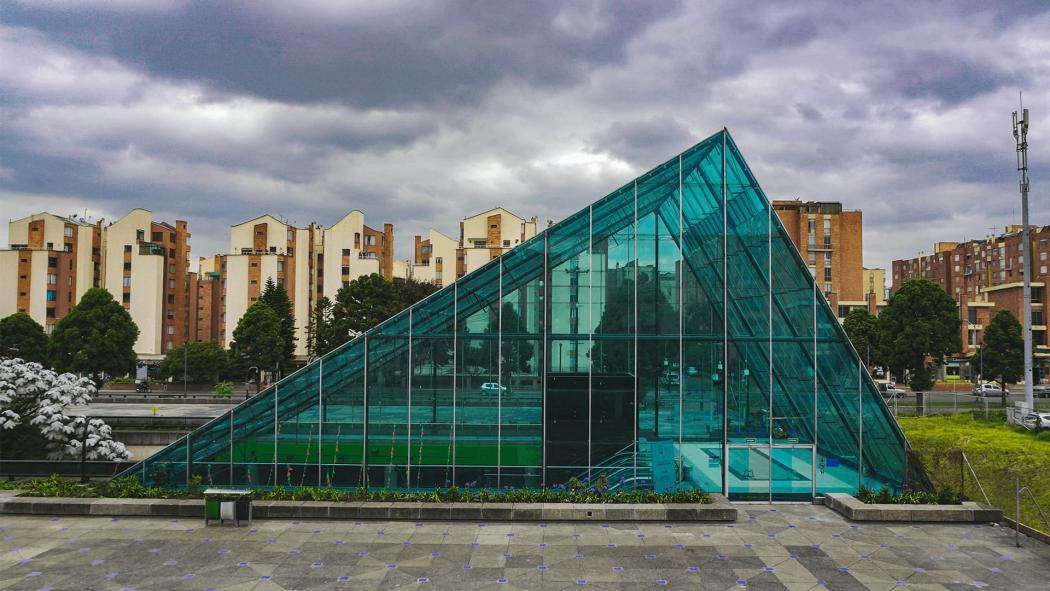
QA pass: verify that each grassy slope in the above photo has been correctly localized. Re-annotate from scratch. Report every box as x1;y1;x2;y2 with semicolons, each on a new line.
898;414;1050;530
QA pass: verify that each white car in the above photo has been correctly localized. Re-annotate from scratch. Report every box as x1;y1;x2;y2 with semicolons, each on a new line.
479;383;506;396
878;382;906;399
1021;412;1050;431
973;383;1008;397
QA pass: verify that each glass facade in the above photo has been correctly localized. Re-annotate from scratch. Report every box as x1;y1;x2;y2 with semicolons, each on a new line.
121;129;908;501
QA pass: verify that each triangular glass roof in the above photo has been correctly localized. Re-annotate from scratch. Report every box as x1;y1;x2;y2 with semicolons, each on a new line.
121;129;908;500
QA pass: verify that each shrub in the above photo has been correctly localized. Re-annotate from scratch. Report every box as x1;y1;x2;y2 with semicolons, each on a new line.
212;381;233;398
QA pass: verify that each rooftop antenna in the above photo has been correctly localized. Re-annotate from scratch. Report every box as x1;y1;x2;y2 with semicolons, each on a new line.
1012;92;1034;411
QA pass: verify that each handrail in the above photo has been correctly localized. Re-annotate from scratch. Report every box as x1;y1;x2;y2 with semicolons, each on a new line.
1015;476;1050;547
961;452;991;506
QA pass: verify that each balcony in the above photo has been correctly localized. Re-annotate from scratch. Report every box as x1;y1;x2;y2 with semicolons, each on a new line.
138;242;165;256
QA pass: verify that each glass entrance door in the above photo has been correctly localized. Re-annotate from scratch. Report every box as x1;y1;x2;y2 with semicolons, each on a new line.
725;443;814;502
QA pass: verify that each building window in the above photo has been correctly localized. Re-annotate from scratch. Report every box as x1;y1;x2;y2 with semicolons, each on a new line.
474;240;486;248
824;267;832;281
136;229;145;241
824;282;833;293
122;293;130;304
287;230;294;241
63;227;73;237
166;325;175;335
520;223;526;233
823;235;832;248
169;264;175;273
46;307;56;318
503;240;511;247
277;261;284;272
123;277;131;287
1034;311;1044;325
807;218;815;232
342;248;351;257
1033;287;1044;303
47;274;57;285
968;308;978;324
435;257;443;264
287;247;293;255
152;231;163;242
807;234;815;248
46;290;56;302
1042;252;1048;261
124;262;132;271
124;244;132;253
168;279;175;289
354;233;361;248
48;257;57;268
823;218;831;232
808;252;816;265
365;235;376;246
341;266;350;275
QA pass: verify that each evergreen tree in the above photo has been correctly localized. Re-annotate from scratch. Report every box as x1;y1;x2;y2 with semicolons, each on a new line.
876;279;961;391
0;312;49;365
974;310;1023;404
332;274;401;342
156;341;231;383
49;288;139;379
306;296;337;357
260;278;296;364
229;302;285;384
842;309;881;367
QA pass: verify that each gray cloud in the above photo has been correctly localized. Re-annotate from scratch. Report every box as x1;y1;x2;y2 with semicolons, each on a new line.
1;0;1050;279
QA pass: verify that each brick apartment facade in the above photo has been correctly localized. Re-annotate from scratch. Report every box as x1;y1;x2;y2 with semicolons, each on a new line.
892;225;1050;370
772;200;864;316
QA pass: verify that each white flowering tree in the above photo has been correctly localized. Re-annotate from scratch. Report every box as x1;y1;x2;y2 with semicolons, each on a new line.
0;357;129;461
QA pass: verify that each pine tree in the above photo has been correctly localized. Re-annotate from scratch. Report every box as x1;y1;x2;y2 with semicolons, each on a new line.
260;277;296;364
229;302;285;384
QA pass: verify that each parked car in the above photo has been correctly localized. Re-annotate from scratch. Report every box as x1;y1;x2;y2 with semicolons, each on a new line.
1021;412;1050;431
972;383;1008;397
686;366;698;377
479;382;506;396
1033;384;1050;399
878;382;906;399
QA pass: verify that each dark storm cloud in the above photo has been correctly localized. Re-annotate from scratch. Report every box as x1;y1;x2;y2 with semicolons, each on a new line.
3;0;682;109
589;116;694;167
884;50;1017;106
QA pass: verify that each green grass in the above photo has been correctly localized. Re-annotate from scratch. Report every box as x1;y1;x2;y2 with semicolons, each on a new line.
898;413;1050;532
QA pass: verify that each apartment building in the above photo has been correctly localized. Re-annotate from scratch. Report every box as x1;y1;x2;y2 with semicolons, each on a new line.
205;212;398;357
317;211;395;300
101;209;192;357
892;226;1050;362
412;208;539;287
772;200;863;316
0;213;101;332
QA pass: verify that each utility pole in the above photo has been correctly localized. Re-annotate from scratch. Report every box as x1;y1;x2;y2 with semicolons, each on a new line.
1013;99;1033;411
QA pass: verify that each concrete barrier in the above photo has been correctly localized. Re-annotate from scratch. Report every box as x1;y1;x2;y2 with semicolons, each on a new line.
824;492;1002;522
0;493;737;522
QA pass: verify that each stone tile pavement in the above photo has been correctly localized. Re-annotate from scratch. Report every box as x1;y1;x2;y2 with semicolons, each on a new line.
0;504;1047;590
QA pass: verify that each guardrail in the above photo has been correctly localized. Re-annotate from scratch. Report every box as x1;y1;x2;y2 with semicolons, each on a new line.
1014;477;1050;548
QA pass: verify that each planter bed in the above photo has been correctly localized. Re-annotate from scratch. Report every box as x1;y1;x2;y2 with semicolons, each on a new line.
0;493;736;522
824;492;1001;523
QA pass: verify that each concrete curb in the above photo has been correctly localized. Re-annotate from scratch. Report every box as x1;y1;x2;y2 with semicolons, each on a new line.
824;493;1002;522
0;493;736;522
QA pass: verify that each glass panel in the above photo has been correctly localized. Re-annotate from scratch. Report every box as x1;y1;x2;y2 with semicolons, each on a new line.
410;287;455;489
680;141;726;495
727;446;769;501
321;338;365;489
499;240;544;489
816;306;861;494
366;316;410;489
771;445;814;501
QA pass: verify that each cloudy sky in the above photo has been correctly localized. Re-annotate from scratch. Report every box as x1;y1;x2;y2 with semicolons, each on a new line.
1;1;1048;278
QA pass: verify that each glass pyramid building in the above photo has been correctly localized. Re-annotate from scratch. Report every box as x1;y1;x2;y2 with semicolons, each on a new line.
120;129;908;501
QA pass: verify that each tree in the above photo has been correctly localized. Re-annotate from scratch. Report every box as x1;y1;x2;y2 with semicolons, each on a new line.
0;313;49;365
260;278;296;364
49;288;139;379
877;279;961;391
331;274;401;343
392;277;440;308
974;310;1023;404
229;302;285;384
842;309;880;368
156;341;231;383
0;357;129;460
306;296;338;358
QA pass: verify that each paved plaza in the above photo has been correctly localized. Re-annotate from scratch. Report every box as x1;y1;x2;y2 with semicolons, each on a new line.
0;505;1047;590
